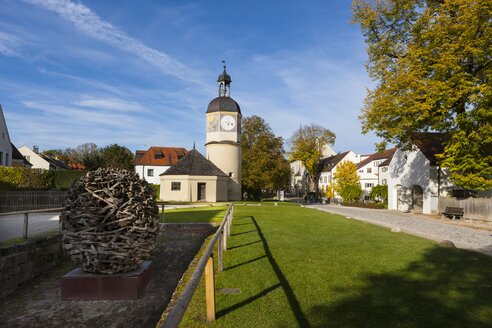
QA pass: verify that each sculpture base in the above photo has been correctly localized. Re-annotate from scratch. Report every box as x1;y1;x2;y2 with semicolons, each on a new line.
61;261;154;300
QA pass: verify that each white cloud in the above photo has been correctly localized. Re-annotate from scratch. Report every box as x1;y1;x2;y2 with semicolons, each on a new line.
23;0;199;82
0;31;21;57
73;96;144;112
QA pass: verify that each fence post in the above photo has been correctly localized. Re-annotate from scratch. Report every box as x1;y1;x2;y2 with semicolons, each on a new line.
218;232;224;272
23;212;29;239
205;255;216;321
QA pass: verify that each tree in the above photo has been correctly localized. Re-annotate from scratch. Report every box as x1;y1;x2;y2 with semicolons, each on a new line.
289;124;336;193
100;144;135;171
370;185;388;204
353;0;492;190
333;161;362;203
374;141;388;153
73;143;103;170
241;116;291;200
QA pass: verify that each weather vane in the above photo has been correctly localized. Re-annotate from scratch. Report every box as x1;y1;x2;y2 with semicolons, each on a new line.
222;60;226;70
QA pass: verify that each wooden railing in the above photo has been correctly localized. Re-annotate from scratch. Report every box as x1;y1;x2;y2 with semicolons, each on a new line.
0;208;62;240
162;204;234;327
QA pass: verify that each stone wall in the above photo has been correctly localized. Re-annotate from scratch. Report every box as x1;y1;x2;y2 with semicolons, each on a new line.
0;234;64;299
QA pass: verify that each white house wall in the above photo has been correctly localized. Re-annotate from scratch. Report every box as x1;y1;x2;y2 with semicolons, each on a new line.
388;149;438;214
0;107;12;166
319;151;359;199
18;146;49;170
135;165;171;185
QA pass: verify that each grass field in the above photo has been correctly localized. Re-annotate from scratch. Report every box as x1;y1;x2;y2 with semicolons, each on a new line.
163;206;228;224
179;202;492;328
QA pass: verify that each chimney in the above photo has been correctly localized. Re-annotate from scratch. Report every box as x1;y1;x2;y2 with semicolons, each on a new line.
33;145;39;154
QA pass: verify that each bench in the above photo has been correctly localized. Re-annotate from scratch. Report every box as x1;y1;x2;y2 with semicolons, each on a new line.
441;207;464;220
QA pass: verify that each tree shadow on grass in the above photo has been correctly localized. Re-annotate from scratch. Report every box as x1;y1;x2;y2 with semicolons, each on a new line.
309;247;492;328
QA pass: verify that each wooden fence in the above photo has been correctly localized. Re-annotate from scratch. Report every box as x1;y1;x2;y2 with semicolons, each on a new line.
0;190;67;213
161;204;234;327
438;197;492;221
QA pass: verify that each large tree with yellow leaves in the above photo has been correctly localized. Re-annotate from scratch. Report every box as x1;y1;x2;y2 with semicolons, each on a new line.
353;0;491;190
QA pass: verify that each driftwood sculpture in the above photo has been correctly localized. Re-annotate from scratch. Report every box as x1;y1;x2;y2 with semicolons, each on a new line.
60;168;160;274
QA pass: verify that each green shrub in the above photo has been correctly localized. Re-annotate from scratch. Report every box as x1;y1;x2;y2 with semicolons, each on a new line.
54;170;86;190
149;184;160;200
339;183;363;203
0;167;86;191
370;185;388;204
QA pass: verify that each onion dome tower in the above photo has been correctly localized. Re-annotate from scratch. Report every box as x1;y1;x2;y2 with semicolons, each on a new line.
205;62;242;200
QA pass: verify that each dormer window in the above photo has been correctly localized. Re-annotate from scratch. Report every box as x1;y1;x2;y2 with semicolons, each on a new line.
154;152;164;160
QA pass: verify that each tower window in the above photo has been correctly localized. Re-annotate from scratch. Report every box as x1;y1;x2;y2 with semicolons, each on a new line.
229;172;233;177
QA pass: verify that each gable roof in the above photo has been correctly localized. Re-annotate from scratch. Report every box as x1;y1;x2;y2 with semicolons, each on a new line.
39;153;70;170
379;156;393;167
11;143;32;167
413;133;447;165
356;148;397;169
319;151;350;173
161;149;227;177
136;147;188;166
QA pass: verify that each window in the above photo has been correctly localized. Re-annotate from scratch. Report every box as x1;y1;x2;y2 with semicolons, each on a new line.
147;169;154;177
171;182;181;191
324;176;327;183
382;179;387;185
367;168;372;173
358;169;363;173
5;153;8;166
365;183;374;188
381;167;388;172
0;152;3;165
229;172;233;177
154;153;163;159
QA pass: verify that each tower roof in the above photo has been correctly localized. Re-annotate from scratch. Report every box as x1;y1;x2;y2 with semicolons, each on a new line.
217;64;231;83
206;96;241;114
160;149;228;177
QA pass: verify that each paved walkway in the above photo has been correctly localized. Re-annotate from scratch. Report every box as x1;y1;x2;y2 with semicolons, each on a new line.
307;204;492;256
0;212;60;242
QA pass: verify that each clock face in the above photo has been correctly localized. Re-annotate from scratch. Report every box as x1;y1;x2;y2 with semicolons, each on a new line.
220;115;236;131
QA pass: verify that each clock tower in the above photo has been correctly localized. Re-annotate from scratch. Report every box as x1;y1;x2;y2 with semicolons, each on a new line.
205;63;242;200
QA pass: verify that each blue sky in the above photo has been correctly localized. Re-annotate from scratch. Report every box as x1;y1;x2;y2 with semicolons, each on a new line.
0;0;379;155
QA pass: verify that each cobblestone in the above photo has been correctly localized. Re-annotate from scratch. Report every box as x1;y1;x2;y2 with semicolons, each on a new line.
308;204;492;256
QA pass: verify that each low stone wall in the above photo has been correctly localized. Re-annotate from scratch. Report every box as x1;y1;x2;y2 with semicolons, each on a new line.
0;234;64;299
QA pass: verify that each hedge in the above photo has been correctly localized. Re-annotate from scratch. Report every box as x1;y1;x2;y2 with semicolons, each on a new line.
0;167;86;191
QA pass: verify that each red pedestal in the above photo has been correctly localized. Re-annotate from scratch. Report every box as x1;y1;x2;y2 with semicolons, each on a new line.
61;261;154;300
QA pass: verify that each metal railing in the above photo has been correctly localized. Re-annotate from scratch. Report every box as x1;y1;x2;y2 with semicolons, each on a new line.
0;208;62;240
162;204;234;327
0;190;67;213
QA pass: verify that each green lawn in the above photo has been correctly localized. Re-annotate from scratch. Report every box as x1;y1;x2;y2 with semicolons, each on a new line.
179;202;492;328
162;206;228;224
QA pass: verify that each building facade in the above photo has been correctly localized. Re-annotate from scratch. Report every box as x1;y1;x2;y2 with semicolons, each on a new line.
135;147;187;185
0;105;13;167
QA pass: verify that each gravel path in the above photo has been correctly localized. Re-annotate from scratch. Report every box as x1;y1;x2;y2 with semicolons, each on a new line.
307;204;492;256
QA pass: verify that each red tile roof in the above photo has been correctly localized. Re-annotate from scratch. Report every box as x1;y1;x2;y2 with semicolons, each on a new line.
136;147;188;166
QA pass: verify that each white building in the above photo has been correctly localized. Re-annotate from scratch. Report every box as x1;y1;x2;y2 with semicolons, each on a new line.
0;105;13;167
135;147;188;185
318;151;360;199
290;144;336;194
388;134;453;214
357;148;397;200
18;146;68;170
